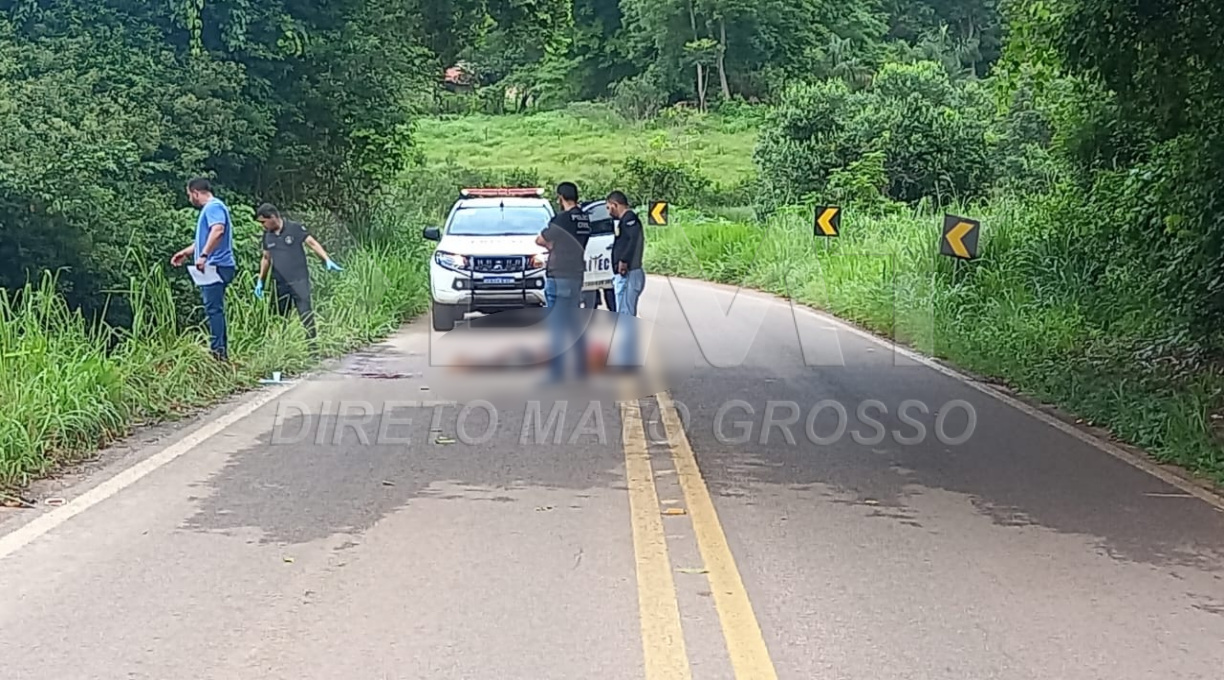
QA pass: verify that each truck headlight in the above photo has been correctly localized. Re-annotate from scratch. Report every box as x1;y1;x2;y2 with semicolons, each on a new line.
435;251;469;271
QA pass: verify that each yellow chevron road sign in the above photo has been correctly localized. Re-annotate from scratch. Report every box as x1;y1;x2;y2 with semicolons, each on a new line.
648;201;669;226
814;206;841;237
941;215;980;260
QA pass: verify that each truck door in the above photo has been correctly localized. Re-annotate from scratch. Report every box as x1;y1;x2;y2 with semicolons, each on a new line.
582;200;616;292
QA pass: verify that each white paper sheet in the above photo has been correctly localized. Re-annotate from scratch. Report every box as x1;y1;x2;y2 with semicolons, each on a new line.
187;263;223;286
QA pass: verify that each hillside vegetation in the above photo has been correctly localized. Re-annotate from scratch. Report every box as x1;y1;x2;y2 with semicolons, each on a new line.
4;1;1224;490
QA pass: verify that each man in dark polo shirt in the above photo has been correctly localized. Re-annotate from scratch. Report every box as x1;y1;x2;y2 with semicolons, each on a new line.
254;203;343;347
535;181;591;383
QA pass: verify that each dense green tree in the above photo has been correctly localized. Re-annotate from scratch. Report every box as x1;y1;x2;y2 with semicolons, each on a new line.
462;0;578;108
570;0;632;99
417;0;1003;109
886;0;1001;75
410;0;492;70
1051;0;1224;342
0;0;434;324
615;0;888;106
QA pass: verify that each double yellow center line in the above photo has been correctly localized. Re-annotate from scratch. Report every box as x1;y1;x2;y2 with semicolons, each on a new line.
620;391;779;680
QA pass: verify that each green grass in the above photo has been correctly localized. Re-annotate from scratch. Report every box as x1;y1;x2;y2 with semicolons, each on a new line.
646;204;1224;486
0;212;431;490
413;106;760;189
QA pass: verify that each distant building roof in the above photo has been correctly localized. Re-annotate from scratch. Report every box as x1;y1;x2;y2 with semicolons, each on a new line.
443;63;475;85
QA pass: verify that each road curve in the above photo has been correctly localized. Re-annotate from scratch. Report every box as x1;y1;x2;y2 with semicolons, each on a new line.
1;275;1222;680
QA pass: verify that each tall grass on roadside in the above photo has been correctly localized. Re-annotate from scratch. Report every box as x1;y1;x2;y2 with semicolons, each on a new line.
646;201;1224;485
2;275;131;484
0;234;431;489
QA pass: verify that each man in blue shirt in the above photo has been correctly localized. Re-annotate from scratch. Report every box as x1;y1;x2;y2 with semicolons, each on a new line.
171;177;237;361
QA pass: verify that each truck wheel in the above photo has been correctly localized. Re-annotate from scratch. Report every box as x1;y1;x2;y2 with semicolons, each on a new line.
432;302;457;331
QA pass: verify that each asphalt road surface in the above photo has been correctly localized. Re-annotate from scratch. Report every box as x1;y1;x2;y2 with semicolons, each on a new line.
2;276;1223;680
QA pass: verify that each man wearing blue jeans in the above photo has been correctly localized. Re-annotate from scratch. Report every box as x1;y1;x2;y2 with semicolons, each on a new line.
606;191;646;368
537;182;591;383
171;178;237;361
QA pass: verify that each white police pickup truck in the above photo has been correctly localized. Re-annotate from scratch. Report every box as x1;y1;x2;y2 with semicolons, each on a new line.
422;188;616;331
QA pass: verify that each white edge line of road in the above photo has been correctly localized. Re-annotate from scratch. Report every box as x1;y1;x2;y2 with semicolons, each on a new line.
659;275;1224;514
0;382;299;562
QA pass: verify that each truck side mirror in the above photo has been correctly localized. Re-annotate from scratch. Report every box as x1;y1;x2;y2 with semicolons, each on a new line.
422;227;441;241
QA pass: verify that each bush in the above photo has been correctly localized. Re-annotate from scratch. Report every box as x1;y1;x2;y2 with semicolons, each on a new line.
754;60;996;210
823;151;903;215
715;97;771;133
611;67;670;121
434;90;486;116
619;156;713;207
990;73;1065;195
862;62;994;203
753;78;862;209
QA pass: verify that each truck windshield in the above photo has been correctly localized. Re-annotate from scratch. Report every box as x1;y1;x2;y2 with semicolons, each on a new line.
447;206;551;236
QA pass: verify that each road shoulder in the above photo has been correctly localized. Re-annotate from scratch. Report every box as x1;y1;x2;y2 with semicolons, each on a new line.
0;353;345;538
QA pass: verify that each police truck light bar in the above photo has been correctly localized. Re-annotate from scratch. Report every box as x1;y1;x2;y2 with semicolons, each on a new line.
459;187;545;198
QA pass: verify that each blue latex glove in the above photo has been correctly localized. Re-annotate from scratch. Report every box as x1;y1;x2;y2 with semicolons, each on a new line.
325;259;343;272
254;279;264;299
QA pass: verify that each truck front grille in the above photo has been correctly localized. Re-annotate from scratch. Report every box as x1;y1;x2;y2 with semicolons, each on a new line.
471;256;527;273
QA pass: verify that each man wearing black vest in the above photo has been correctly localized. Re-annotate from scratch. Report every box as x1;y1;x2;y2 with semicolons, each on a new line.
536;182;591;383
